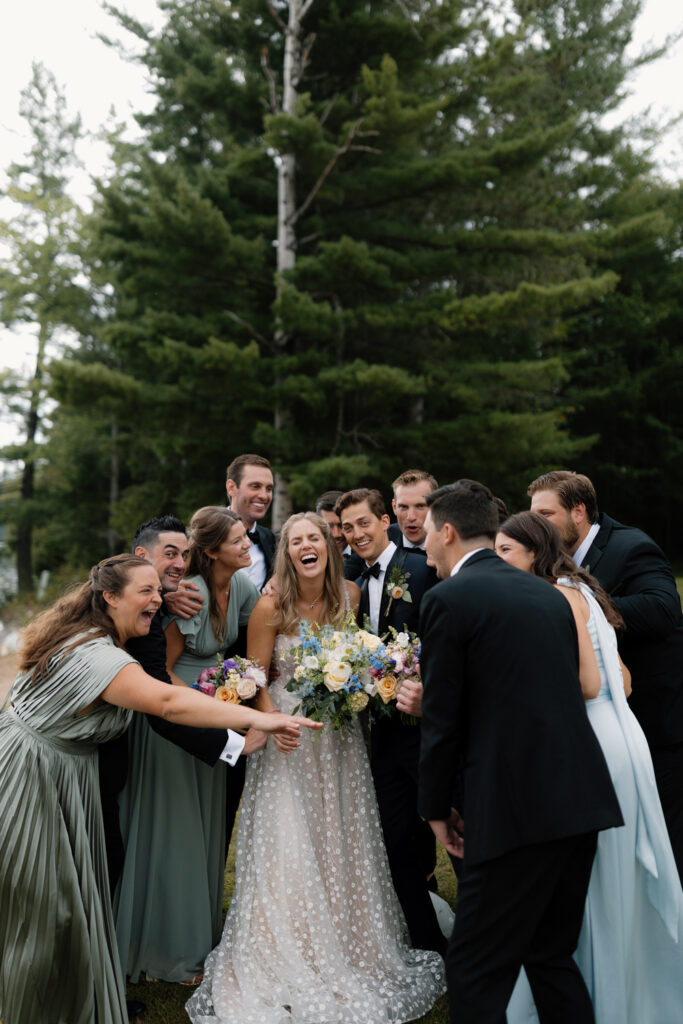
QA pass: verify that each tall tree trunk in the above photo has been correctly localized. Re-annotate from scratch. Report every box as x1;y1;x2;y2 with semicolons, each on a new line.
271;0;313;530
16;330;47;593
107;418;119;555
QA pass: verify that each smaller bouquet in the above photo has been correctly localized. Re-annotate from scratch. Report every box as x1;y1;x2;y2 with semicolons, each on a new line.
285;615;394;731
192;653;267;705
380;627;422;724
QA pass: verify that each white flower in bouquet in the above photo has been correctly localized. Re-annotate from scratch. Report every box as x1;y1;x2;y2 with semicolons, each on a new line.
236;676;258;700
323;659;352;692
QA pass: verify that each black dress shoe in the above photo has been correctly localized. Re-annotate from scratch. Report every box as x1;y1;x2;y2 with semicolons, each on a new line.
127;1000;146;1019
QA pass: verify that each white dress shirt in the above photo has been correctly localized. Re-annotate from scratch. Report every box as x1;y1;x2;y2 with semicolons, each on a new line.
573;523;601;571
366;541;397;633
243;537;266;590
450;547;487;576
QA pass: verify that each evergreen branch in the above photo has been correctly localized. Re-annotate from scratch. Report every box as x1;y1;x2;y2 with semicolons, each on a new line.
319;93;339;127
294;32;317;88
260;46;280;114
289;118;367;227
265;1;287;32
224;310;272;350
393;0;423;40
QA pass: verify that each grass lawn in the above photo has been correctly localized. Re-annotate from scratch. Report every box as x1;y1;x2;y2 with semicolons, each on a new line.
125;841;456;1023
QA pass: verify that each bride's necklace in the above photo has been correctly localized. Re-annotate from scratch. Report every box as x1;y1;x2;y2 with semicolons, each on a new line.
303;591;324;610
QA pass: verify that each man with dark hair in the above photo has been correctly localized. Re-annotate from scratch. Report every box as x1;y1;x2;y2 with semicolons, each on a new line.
529;468;683;878
419;479;622;1024
337;487;445;955
226;454;276;590
314;490;345;553
389;469;438;553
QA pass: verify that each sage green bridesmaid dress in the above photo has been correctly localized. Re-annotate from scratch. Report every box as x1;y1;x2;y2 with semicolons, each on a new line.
114;572;259;983
0;634;135;1024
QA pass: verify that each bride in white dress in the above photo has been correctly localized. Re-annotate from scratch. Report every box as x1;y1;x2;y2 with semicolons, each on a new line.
187;512;446;1024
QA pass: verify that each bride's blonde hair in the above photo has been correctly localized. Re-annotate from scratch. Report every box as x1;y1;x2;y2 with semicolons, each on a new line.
271;512;347;635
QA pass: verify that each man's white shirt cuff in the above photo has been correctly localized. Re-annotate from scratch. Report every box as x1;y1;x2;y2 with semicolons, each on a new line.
219;729;246;766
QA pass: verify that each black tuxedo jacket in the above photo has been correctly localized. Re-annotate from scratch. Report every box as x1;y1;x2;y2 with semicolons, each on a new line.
418;549;622;866
582;513;683;748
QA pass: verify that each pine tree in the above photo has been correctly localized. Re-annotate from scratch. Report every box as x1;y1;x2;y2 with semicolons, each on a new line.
51;0;669;545
0;64;88;590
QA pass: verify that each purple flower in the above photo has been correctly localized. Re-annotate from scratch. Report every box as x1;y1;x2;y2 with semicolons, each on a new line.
223;659;239;671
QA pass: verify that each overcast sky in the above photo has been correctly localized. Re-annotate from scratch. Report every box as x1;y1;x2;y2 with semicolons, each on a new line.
1;0;682;446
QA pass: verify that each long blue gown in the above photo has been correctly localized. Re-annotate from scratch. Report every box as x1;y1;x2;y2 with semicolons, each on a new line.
506;581;683;1023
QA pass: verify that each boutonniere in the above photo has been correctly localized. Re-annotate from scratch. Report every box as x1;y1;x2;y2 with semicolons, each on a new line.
385;567;412;615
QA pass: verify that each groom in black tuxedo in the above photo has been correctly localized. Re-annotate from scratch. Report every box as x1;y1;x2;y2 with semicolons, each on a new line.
419;481;623;1023
337;488;445;955
226;453;276;591
529;469;683;880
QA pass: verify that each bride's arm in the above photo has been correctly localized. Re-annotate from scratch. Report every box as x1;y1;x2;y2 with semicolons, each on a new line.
247;596;279;714
247;595;302;754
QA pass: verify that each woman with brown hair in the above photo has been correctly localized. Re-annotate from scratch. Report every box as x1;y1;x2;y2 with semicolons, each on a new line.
115;506;271;986
496;512;683;1024
0;553;318;1024
187;512;446;1024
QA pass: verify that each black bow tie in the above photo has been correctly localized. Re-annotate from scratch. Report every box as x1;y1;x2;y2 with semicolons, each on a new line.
361;562;382;581
247;529;259;545
408;546;427;556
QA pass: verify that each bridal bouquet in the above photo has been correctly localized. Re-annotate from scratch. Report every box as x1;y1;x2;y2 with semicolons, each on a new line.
285;615;395;731
192;654;267;705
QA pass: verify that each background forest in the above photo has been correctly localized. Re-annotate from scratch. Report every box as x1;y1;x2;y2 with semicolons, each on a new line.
1;0;682;594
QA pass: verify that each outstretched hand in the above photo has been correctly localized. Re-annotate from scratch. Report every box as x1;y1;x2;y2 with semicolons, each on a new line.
261;711;322;754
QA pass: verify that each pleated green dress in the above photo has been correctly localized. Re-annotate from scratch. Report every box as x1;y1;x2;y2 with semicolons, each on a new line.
0;634;134;1024
114;572;259;983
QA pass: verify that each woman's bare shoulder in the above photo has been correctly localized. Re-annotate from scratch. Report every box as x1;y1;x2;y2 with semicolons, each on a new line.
554;581;589;620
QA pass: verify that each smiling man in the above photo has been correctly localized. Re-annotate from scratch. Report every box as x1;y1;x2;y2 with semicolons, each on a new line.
226;453;276;591
337;487;444;955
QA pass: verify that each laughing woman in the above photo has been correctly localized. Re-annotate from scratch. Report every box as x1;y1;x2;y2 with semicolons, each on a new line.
115;507;265;986
0;554;319;1024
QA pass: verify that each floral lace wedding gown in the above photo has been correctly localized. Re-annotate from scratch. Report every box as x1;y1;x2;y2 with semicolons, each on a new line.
187;634;445;1024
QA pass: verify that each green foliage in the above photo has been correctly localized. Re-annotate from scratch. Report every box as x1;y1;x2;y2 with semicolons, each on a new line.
5;0;679;569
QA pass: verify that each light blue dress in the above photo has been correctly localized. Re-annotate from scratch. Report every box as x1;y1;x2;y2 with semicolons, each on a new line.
506;581;683;1023
114;572;259;983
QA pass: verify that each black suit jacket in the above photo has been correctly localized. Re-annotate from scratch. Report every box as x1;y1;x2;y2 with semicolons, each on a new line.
582;513;683;748
418;549;622;866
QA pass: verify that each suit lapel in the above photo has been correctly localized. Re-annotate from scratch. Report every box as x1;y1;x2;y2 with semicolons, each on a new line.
581;517;611;574
378;548;407;635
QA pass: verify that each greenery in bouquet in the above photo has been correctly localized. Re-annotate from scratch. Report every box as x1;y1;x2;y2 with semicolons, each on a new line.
191;654;267;705
284;614;397;731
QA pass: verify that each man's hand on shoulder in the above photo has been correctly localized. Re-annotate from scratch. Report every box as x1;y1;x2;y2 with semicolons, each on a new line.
164;580;204;620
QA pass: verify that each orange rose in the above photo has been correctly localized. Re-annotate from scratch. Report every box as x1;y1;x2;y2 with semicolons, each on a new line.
377;674;398;704
215;685;240;704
